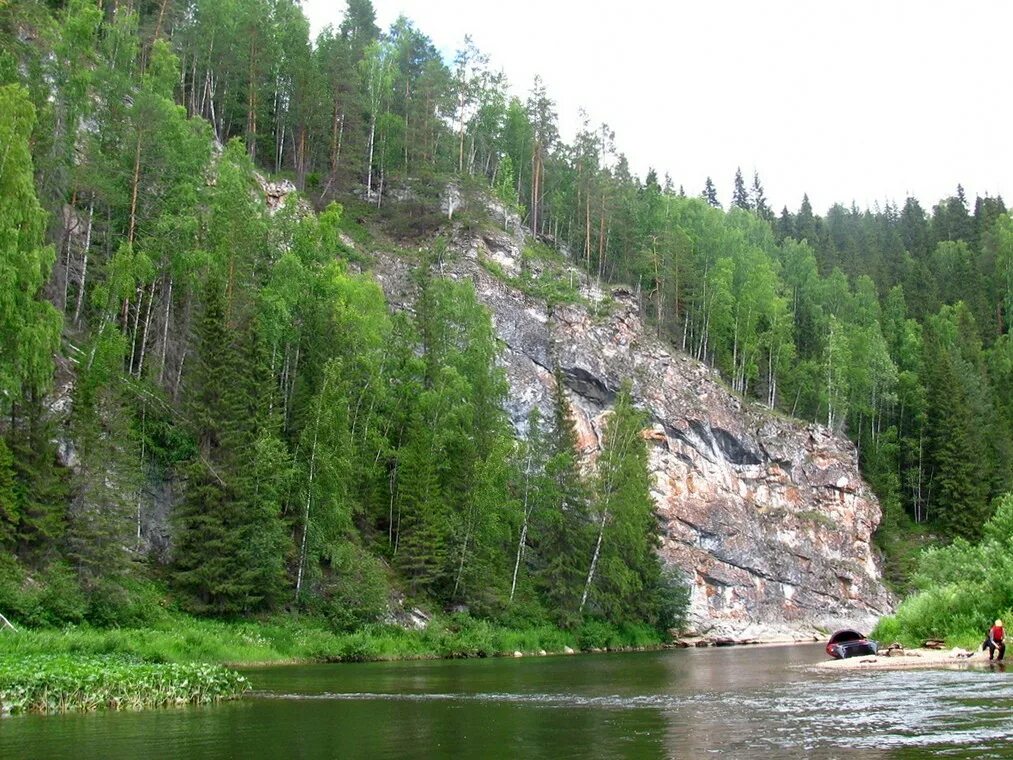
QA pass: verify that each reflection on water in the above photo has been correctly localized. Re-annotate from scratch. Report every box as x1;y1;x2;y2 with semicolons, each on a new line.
1;645;1010;759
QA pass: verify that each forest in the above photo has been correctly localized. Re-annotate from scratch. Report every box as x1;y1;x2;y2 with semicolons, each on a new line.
1;0;1011;640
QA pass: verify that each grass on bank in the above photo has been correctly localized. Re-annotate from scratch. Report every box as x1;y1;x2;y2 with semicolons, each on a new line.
0;613;665;667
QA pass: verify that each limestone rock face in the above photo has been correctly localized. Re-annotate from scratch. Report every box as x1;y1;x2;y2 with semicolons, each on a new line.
375;224;894;641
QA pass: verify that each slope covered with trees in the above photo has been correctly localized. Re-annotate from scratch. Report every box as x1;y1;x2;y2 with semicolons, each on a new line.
0;0;683;637
1;0;1011;639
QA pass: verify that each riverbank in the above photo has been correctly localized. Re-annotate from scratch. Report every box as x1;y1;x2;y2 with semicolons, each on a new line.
0;613;666;668
812;647;1004;672
0;615;670;714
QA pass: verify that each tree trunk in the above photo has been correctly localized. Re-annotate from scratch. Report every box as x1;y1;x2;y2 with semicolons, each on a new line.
158;276;173;386
598;199;606;281
246;37;257;160
388;461;397;546
366;116;376;197
579;510;609;614
151;0;171;42
137;281;156;378
128;285;146;373
295;374;329;598
73;201;94;326
60;193;78;313
509;449;534;603
128;132;142;246
452;514;472;599
296;127;306;189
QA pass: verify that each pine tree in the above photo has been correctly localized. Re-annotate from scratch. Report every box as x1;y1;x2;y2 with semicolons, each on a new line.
922;313;990;539
340;0;380;50
596;383;673;626
172;280;288;614
66;328;142;586
731;167;750;210
775;206;793;242
702;176;720;208
393;410;449;596
7;397;70;563
796;193;819;245
532;366;591;626
509;407;547;604
751;171;773;222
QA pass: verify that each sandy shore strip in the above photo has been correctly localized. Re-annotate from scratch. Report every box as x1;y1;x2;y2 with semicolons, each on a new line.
812;648;1007;671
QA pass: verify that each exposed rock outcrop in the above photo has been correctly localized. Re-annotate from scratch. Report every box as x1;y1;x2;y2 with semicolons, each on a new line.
374;221;894;641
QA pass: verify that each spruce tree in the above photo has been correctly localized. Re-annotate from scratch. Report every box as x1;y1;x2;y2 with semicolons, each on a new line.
751;171;773;222
580;382;658;619
7;397;70;563
796;193;819;244
731;167;750;210
393;410;449;596
66;329;142;586
172;280;287;614
0;438;18;547
533;366;591;626
922;313;990;539
702;177;720;208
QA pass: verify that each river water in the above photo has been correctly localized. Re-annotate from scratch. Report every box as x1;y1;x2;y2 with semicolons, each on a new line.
2;644;1010;758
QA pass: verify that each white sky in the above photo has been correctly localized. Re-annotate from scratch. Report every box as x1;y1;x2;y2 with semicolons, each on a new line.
301;0;1011;214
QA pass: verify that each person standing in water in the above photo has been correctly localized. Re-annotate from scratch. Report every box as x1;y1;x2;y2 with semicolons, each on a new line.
983;619;1005;661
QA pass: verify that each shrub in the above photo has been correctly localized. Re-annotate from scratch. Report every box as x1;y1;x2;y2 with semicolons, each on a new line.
302;542;391;631
872;492;1013;647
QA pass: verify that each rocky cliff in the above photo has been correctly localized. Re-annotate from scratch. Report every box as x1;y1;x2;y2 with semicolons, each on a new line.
374;209;894;641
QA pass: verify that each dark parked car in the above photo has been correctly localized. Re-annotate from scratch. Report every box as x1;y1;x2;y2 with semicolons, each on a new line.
826;629;879;659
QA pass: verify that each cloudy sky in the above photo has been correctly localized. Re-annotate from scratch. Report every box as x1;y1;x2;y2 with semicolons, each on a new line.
301;0;1010;214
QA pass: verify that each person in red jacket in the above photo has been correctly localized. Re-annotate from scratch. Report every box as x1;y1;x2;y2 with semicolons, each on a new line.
983;619;1005;661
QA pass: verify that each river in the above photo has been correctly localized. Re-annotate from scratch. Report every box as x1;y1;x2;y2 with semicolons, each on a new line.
2;644;1010;758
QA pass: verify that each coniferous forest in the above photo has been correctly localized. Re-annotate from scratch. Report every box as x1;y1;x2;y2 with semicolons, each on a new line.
1;0;1012;642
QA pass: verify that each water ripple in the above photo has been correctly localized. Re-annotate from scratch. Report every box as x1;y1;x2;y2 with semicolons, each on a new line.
253;666;1013;754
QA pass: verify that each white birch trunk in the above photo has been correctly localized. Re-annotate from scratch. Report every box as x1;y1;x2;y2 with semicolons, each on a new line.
509;449;535;603
158;276;173;385
579;510;609;613
295;374;329;598
73;201;94;325
366;117;376;197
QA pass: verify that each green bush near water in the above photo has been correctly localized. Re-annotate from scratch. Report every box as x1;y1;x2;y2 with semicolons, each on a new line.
872;493;1013;649
0;654;249;715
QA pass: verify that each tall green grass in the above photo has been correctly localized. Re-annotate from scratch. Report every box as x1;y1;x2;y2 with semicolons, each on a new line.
0;612;665;667
0;654;249;714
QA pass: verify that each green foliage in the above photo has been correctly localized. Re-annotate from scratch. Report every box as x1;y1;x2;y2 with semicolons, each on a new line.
872;493;1013;646
303;542;391;631
0;654;248;714
0;439;17;545
5;403;70;560
580;382;674;628
1;607;666;669
172;279;288;615
0;84;61;408
0;556;86;627
532;366;592;627
7;0;1013;648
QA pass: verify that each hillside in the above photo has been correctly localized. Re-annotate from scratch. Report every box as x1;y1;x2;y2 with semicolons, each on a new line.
367;187;893;639
1;0;1010;645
